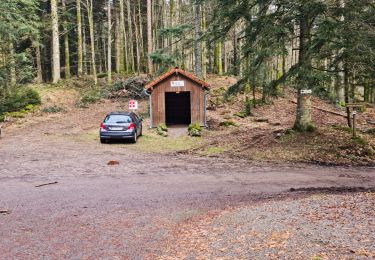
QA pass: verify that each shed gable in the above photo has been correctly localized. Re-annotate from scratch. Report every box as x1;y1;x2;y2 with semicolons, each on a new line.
145;67;210;91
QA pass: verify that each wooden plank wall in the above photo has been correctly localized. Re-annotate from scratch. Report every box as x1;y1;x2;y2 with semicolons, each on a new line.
151;74;205;126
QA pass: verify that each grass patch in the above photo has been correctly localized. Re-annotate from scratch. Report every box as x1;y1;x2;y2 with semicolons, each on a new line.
81;130;99;142
42;105;66;113
198;145;228;156
332;124;352;134
135;131;201;153
219;120;238;127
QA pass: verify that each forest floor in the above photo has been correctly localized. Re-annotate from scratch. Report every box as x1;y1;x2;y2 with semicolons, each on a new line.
0;76;374;258
191;75;375;167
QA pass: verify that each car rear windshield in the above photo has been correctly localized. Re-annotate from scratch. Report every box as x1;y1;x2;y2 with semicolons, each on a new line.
104;115;132;124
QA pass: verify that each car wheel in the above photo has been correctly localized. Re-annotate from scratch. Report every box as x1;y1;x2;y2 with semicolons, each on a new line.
139;126;143;136
100;138;106;144
132;133;137;143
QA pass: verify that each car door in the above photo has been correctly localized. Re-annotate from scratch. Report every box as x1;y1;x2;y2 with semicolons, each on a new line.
131;114;141;135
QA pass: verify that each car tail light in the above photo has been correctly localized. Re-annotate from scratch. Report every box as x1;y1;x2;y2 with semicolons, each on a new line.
128;123;135;130
100;123;106;129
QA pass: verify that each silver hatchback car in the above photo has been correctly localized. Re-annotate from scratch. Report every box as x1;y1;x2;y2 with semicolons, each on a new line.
99;112;142;143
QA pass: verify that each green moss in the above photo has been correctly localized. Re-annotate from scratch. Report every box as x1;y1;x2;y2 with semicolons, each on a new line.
219;120;238;127
293;123;316;132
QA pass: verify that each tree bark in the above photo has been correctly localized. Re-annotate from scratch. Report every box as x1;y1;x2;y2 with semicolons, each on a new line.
294;14;313;131
34;42;43;83
77;0;83;76
9;42;16;87
119;0;126;73
201;3;207;79
133;5;141;74
107;0;112;84
86;0;97;84
62;0;70;79
126;0;135;73
147;0;153;74
115;10;121;73
51;0;61;83
215;41;223;75
344;63;352;128
138;0;144;64
194;2;202;78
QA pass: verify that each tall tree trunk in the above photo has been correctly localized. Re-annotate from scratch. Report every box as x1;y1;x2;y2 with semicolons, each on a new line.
77;0;83;76
194;2;202;78
201;3;207;79
51;0;61;83
86;0;97;84
294;15;313;131
138;0;144;67
62;0;70;79
115;10;121;73
82;13;88;74
233;27;238;76
344;63;352;128
34;42;43;83
9;42;16;87
107;0;112;84
126;0;135;73
147;0;153;74
133;5;141;74
215;41;223;75
119;0;126;73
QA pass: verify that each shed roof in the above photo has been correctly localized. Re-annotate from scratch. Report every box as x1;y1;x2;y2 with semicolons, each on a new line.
144;67;210;91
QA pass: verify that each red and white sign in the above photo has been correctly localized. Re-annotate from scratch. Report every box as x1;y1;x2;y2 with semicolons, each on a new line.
129;100;138;110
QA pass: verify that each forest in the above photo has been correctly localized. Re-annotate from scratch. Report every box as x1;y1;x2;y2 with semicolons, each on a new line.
0;0;374;131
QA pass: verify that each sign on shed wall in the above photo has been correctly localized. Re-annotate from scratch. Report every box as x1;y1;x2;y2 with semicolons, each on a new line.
171;80;185;87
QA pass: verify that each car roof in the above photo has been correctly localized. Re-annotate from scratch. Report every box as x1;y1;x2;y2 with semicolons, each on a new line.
107;112;134;116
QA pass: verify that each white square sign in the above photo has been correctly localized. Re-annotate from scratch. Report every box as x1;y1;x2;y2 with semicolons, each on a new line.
129;100;138;110
171;80;185;87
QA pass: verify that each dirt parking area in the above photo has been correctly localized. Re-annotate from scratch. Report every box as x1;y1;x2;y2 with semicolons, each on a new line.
1;97;375;259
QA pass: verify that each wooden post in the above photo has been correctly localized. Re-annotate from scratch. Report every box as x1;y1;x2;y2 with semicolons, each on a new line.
352;109;356;138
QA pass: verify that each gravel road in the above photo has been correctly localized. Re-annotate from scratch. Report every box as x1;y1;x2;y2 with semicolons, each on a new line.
1;105;374;259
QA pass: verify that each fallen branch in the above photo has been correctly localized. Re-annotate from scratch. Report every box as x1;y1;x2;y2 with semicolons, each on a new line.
0;209;10;214
35;181;58;188
289;100;347;117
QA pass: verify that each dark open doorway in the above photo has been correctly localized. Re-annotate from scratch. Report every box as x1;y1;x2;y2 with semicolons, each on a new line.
165;92;191;125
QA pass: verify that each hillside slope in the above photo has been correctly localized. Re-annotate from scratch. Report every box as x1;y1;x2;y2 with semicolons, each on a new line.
193;75;375;166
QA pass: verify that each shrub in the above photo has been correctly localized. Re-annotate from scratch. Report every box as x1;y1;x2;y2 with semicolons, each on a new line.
76;89;102;107
156;123;168;137
0;114;5;122
188;123;202;137
0;88;41;114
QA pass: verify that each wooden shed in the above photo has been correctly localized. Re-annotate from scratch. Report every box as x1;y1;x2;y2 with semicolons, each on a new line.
144;67;210;128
